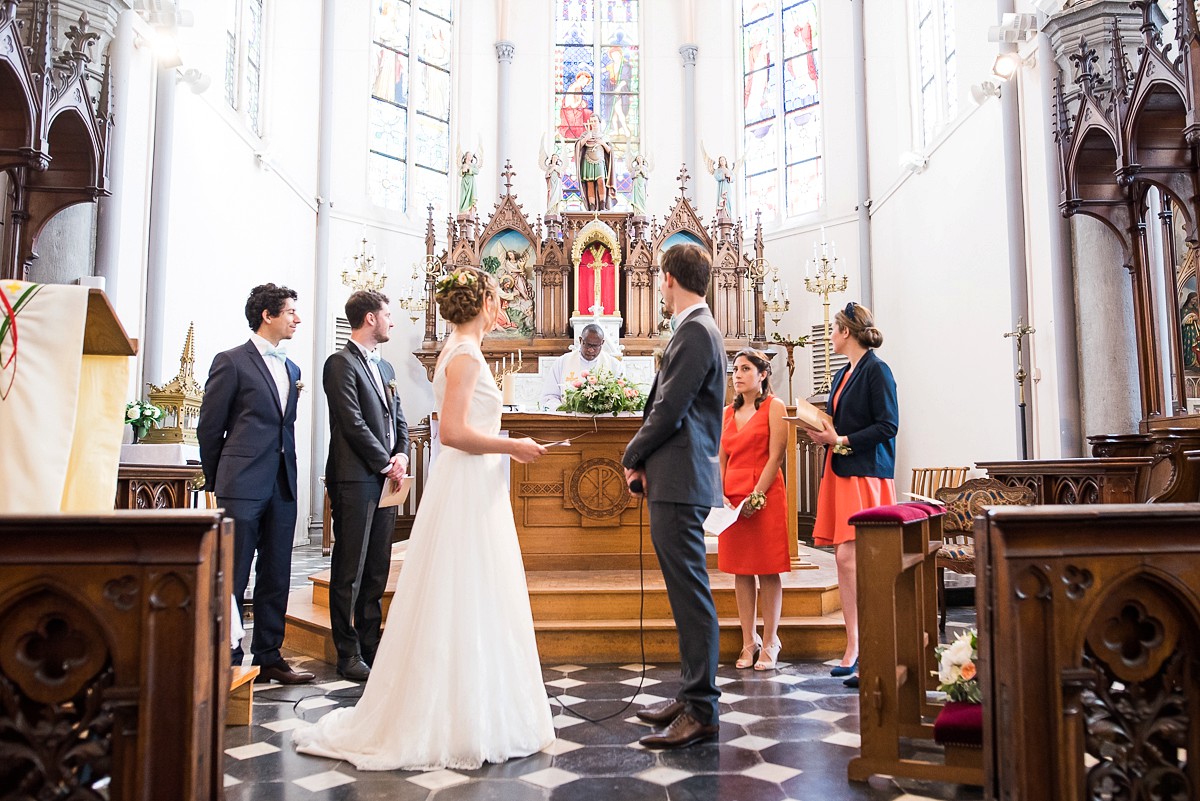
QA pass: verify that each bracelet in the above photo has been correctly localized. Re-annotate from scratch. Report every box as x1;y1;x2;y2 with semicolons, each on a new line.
746;490;766;511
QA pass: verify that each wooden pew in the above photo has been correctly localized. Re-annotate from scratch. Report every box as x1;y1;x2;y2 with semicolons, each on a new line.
227;665;261;726
977;504;1200;801
0;511;233;801
847;503;983;786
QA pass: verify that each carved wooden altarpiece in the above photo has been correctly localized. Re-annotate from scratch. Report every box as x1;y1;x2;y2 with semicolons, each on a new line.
412;161;772;379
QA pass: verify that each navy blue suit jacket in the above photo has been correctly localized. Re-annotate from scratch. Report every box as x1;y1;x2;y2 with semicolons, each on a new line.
197;340;300;500
828;349;898;479
622;307;726;506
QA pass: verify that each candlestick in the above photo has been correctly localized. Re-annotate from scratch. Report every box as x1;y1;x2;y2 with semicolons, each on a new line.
804;233;850;394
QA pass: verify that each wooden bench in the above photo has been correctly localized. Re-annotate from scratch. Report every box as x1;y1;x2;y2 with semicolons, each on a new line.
847;503;983;786
227;665;260;726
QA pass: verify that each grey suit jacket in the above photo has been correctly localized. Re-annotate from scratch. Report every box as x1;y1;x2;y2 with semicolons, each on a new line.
197;340;300;500
622;308;726;506
323;345;409;484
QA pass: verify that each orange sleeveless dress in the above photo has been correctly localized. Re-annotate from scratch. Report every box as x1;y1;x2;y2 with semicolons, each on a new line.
717;397;790;575
812;380;897;547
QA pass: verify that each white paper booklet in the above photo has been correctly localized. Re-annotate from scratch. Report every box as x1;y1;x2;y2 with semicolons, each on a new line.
903;491;945;505
703;500;746;537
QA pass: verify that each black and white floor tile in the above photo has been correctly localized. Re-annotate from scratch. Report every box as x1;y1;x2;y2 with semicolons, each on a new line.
230;548;983;801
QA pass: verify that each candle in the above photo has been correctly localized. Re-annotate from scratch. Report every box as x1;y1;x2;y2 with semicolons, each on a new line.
805;259;811;278
832;242;837;259
820;225;826;242
783;284;789;301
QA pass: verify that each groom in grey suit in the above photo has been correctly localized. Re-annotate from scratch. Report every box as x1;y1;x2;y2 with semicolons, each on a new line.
324;290;409;680
622;244;726;748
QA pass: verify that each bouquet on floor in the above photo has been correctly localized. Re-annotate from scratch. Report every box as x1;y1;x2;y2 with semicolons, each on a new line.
934;628;981;703
558;368;646;415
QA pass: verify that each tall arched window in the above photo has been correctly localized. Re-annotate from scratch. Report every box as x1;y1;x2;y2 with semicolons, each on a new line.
914;0;957;146
741;0;823;221
369;1;453;219
224;0;266;136
553;0;641;211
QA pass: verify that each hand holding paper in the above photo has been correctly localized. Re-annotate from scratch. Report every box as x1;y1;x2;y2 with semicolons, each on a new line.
379;476;414;509
703;500;746;537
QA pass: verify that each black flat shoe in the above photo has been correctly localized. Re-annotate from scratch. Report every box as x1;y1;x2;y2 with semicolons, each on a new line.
843;675;859;689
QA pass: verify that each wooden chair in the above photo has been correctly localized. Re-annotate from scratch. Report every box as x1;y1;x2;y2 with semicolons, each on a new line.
933;478;1034;631
910;466;969;500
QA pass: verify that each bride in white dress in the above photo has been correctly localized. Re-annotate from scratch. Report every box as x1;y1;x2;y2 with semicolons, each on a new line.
293;267;555;770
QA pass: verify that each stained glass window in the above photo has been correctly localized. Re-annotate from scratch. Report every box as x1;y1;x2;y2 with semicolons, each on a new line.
224;0;266;136
741;0;822;220
553;0;641;211
915;0;956;145
369;1;453;219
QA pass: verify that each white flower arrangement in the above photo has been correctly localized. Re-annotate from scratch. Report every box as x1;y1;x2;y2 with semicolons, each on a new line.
935;628;981;703
125;399;164;440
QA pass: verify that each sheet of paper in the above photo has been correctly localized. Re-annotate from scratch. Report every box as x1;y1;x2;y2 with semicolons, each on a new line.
703;500;746;537
903;491;945;505
379;476;414;508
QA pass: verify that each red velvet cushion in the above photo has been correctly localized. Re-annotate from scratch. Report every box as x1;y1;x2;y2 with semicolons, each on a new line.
901;501;946;518
848;504;929;525
933;701;983;747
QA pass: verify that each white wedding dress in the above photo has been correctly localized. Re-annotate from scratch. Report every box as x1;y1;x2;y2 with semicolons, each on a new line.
293;340;555;770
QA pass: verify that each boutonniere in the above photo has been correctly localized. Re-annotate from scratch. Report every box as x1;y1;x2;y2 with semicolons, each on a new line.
295;380;305;393
387;379;398;393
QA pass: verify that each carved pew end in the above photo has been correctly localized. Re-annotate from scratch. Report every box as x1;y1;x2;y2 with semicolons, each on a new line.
227;665;261;726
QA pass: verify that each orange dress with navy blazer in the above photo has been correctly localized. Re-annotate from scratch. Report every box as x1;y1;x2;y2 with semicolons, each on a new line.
717;396;790;575
812;375;897;546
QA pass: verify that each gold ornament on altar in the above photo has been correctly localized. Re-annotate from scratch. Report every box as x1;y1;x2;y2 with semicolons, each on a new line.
144;322;205;445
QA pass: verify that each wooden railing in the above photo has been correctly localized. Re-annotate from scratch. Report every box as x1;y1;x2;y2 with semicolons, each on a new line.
977;504;1200;800
785;423;826;543
0;511;233;800
976;458;1150;505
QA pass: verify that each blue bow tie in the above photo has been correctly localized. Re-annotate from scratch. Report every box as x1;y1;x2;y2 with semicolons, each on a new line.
264;346;287;362
669;317;679;332
366;351;382;365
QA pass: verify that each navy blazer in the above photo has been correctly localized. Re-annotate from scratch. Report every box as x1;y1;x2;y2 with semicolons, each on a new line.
827;349;898;479
323;344;409;484
622;307;726;506
197;340;300;500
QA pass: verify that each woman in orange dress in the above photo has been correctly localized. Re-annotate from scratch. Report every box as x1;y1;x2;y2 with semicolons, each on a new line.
811;303;898;686
718;350;790;671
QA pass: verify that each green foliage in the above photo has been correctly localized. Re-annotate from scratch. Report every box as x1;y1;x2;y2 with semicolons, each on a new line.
557;368;646;416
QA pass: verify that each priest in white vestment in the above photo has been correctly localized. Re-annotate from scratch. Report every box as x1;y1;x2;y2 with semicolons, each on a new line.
540;323;623;409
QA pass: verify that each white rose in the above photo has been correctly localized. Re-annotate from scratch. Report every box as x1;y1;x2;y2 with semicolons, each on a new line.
947;636;974;665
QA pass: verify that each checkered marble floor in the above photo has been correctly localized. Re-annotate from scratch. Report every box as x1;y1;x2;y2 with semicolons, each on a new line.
225;609;982;801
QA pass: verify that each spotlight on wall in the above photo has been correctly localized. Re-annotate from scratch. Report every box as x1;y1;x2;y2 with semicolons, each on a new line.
178;68;210;94
970;81;1003;106
992;53;1022;81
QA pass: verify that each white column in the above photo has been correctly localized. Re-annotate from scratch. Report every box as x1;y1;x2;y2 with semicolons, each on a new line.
679;44;698;198
850;0;871;307
141;62;177;389
495;40;515;169
94;9;136;298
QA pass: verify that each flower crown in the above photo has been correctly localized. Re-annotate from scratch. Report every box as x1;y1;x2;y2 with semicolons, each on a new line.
435;269;477;295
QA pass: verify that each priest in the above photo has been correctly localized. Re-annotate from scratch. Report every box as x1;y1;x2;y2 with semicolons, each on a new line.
539;324;624;410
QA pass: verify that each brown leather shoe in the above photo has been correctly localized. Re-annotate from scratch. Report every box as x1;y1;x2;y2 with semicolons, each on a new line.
254;661;315;685
635;699;685;726
638;712;720;749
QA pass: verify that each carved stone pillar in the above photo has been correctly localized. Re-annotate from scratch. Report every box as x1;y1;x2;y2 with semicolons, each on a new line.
679;44;697;199
495;40;515;171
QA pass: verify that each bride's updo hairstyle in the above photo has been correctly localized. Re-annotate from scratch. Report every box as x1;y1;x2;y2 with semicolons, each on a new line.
435;266;495;325
834;302;884;349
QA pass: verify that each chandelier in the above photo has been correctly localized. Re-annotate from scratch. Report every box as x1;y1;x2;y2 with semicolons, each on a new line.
341;237;386;292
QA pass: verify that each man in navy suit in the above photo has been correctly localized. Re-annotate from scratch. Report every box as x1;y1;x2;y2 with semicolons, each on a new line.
198;284;314;685
622;244;726;749
323;290;409;681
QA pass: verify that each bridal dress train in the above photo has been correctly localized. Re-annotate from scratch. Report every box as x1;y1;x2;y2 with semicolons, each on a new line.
293;340;555;770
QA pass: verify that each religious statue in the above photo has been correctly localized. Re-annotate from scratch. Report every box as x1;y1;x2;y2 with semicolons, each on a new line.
702;143;742;220
458;149;481;217
574;117;616;211
629;150;651;217
539;138;566;217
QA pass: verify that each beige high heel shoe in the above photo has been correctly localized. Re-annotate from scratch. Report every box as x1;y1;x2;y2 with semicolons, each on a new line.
735;635;762;669
754;640;782;671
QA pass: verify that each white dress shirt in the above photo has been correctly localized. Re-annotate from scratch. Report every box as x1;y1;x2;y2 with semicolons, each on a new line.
249;333;289;411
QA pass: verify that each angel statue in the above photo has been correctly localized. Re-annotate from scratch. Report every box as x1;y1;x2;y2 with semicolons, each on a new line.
701;142;743;220
457;145;482;216
629;148;652;217
539;136;566;217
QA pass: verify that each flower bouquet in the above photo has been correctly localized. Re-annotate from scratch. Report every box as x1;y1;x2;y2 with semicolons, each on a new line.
935;628;981;703
558;368;646;416
125;399;164;441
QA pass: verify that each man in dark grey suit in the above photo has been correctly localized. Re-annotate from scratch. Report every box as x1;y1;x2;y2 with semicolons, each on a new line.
323;290;409;680
198;283;314;684
622;244;726;748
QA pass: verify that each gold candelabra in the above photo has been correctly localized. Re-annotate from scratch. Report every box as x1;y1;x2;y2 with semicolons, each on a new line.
341;237;387;291
399;255;442;323
804;229;848;394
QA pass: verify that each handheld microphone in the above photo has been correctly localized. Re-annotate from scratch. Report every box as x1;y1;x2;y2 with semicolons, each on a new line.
629;478;644;494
